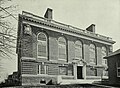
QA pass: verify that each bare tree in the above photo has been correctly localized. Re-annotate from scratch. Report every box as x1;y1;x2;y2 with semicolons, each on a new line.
0;0;18;70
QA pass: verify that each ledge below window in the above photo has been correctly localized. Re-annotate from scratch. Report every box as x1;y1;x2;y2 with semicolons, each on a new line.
21;57;36;61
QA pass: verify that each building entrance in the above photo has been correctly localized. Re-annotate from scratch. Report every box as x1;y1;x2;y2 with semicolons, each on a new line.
77;66;83;79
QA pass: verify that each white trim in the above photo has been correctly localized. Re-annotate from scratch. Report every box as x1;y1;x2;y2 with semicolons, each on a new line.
73;61;86;80
58;37;67;61
86;76;101;79
44;65;48;74
37;32;48;59
21;57;36;60
117;67;120;77
102;76;108;79
22;74;57;77
58;58;67;61
37;56;47;59
23;21;113;45
38;65;41;74
38;64;48;74
75;41;83;60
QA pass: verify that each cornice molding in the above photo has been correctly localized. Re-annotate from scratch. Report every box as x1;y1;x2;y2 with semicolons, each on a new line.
19;14;115;45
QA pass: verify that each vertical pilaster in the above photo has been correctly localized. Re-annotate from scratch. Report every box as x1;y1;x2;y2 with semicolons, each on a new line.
49;37;58;61
83;40;90;63
68;41;75;62
83;65;86;79
73;64;77;79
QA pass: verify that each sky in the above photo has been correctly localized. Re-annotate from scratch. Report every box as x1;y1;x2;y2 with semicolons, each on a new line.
0;0;120;82
14;0;120;51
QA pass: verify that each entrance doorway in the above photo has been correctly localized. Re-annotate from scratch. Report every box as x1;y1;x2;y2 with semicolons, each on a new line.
77;66;83;79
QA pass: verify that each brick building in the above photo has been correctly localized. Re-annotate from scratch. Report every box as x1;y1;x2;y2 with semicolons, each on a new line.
104;49;120;86
16;8;115;85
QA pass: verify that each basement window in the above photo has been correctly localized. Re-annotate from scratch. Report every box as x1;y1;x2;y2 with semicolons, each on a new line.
38;64;48;74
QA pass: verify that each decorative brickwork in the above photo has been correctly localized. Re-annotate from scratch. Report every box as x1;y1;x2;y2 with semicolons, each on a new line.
17;10;115;85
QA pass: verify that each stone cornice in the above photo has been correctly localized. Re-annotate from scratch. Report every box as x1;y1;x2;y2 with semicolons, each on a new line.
19;11;115;45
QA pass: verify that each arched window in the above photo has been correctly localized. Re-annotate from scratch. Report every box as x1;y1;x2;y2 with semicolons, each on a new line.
89;44;96;64
102;47;107;65
75;41;82;59
37;32;47;58
58;37;66;60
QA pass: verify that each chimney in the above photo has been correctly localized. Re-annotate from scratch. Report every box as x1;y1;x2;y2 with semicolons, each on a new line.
44;8;53;20
86;24;95;33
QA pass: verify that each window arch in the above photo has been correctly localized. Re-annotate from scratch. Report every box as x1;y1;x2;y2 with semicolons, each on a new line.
37;32;47;58
89;44;96;64
102;46;107;65
58;37;66;60
75;41;83;59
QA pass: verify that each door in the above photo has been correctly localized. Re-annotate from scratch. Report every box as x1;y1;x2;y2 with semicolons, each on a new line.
77;66;83;79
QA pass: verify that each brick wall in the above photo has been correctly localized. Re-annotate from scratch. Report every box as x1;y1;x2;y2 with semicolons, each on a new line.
21;61;37;75
19;24;112;79
108;55;118;84
68;41;75;62
32;33;37;58
47;63;59;75
97;68;103;76
68;64;73;76
83;41;90;63
22;75;57;85
21;35;33;57
49;37;58;61
86;66;96;76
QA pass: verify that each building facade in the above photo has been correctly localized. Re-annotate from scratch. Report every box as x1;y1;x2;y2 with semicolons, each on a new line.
104;49;120;86
16;8;115;85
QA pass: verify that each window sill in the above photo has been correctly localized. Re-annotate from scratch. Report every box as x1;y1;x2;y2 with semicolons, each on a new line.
102;76;108;79
58;59;67;61
37;74;48;76
21;57;36;61
86;76;101;79
37;56;48;59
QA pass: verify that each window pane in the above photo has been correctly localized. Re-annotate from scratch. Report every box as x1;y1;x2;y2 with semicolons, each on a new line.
37;33;47;58
58;37;66;60
38;44;46;57
58;37;66;45
118;69;120;76
38;33;46;41
102;47;107;65
75;41;82;59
